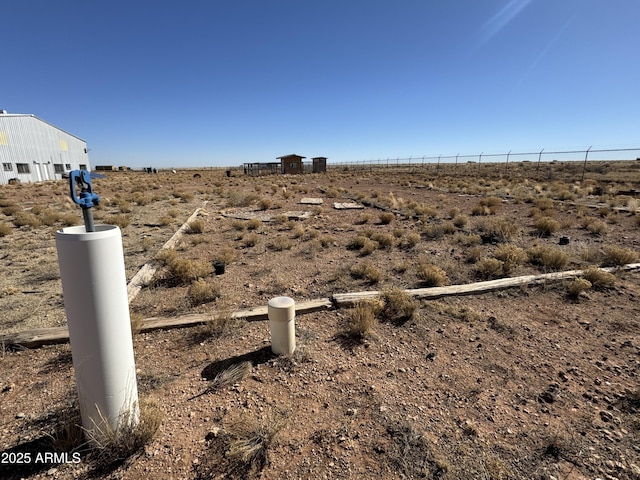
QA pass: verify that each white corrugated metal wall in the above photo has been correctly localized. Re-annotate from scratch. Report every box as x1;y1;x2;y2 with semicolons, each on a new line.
0;113;90;185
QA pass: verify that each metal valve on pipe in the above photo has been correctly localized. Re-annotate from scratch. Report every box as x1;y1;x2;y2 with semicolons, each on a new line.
68;169;100;232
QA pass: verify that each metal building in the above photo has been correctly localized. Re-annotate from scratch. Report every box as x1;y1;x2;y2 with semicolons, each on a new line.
0;110;90;185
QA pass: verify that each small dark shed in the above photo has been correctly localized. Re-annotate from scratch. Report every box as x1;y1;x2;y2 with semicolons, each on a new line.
312;157;327;173
277;154;305;174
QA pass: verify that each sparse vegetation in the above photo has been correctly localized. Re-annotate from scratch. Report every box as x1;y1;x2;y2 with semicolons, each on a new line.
415;261;449;287
378;287;418;323
602;245;637;266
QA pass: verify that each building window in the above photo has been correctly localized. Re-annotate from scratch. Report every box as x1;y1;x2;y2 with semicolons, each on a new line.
16;163;30;174
290;163;296;168
54;163;64;173
2;162;12;171
79;164;87;170
65;163;71;170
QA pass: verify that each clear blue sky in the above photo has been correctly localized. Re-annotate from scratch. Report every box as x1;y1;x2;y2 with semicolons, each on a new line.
2;1;639;168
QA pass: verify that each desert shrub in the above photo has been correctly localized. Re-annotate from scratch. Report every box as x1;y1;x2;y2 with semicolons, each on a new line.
634;214;640;227
453;232;482;246
378;288;417;324
38;208;61;226
475;217;518;243
167;258;212;285
567;278;591;297
2;205;21;216
155;248;178;266
118;200;132;213
475;257;503;279
318;234;335;248
471;205;491;216
188;218;205;234
232;220;247;231
602;245;637;266
0;222;11;236
415;261;449;287
12;211;41;228
325;187;339;198
241;233;259;248
423;221;457;240
246;218;262;230
370;232;394;248
359;238;379;256
534;197;555;211
355;213;372;225
272;214;288;224
228;191;257;207
466;246;484;263
268;235;292;251
581;266;617;288
481;196;502;208
59;212;80;226
350;261;383;284
413;203;438;218
159;215;174;226
582;218;608;235
105;214;131;229
378;212;395;225
257;198;272;210
452;214;468;228
404;232;421;248
188;278;221;305
345;300;379;339
494;244;527;274
534;216;560;236
526;245;569;271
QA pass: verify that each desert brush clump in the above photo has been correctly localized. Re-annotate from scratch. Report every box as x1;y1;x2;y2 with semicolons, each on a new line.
164;256;213;285
580;266;617;288
11;211;41;228
474;217;518;243
415;260;449;287
474;257;504;279
601;245;638;266
344;300;380;340
0;222;12;237
567;278;592;298
378;287;418;324
493;243;527;274
534;216;561;237
350;260;383;284
526;245;570;271
188;278;222;305
188;218;205;234
378;212;395;225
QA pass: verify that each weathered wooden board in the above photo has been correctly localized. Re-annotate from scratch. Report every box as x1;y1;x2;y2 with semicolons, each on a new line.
332;264;640;307
223;210;311;221
300;198;323;205
1;298;333;348
333;202;364;210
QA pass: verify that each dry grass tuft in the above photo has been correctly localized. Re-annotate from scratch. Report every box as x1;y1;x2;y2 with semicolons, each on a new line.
415;261;449;287
567;278;592;298
188;218;205;234
493;244;527;274
581;266;617;288
379;287;418;324
475;217;519;243
534;216;560;236
378;212;395;225
345;300;380;339
188;278;221;305
350;260;383;284
601;245;638;266
526;245;569;271
12;211;41;228
208;361;252;391
0;222;11;237
475;257;503;279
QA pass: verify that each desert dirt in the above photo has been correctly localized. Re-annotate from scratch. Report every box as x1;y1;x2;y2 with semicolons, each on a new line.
1;161;639;479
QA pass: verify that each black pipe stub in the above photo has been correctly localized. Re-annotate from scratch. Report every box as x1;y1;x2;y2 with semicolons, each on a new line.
214;261;225;275
559;236;570;245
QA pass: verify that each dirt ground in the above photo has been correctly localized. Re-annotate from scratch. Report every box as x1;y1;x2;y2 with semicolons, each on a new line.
1;162;639;479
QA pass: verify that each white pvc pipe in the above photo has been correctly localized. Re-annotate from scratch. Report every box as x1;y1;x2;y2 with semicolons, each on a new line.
56;225;139;444
268;296;296;355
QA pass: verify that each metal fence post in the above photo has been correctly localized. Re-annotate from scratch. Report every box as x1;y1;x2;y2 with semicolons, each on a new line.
581;146;592;183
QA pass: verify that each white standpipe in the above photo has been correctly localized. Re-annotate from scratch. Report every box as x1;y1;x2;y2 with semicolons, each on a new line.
268;296;296;355
56;225;139;444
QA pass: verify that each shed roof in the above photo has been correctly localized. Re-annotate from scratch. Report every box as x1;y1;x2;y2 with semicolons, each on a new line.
0;112;86;142
276;154;306;160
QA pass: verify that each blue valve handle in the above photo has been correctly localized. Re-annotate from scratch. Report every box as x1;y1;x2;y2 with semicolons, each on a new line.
69;170;100;232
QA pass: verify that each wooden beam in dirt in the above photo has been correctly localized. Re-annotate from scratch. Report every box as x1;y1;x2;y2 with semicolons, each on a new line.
1;298;333;349
127;204;207;302
332;264;640;307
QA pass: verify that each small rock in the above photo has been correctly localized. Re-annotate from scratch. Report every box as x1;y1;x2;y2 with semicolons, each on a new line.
539;384;560;404
599;410;614;423
15;412;25;419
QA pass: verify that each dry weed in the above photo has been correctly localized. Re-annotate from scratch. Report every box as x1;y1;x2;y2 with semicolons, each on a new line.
415;261;449;287
602;245;638;266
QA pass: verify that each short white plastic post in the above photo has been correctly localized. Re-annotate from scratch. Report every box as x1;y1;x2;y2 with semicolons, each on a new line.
268;296;296;355
56;225;139;444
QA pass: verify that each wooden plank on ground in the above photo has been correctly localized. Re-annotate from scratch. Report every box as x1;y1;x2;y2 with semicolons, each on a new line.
1;298;333;348
333;202;364;210
332;264;640;307
300;198;323;205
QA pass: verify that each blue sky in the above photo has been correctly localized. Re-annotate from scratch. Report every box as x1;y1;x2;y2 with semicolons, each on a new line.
2;1;639;168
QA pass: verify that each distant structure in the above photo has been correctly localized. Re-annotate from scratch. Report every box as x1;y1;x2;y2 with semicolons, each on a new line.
312;156;327;173
243;154;327;176
278;154;305;174
0;110;90;185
